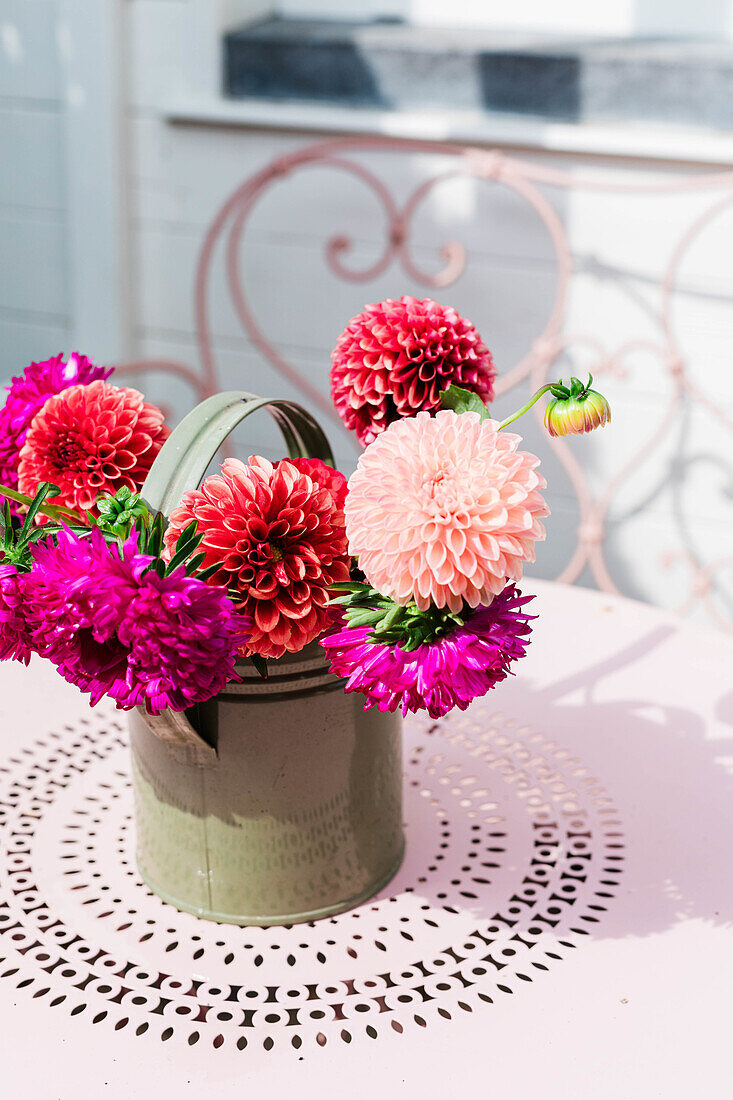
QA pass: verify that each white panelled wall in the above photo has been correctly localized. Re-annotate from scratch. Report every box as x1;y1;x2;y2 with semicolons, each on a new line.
277;0;733;38
0;0;70;375
0;0;732;624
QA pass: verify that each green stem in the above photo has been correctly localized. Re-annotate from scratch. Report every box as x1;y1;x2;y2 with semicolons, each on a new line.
0;484;84;524
498;384;556;430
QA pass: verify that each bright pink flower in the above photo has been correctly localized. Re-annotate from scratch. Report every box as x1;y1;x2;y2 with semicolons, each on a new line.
118;562;250;715
321;586;535;719
23;527;246;713
17;380;169;515
23;528;142;703
0;564;34;664
164;456;350;659
0;353;112;507
330;296;495;444
345;410;549;612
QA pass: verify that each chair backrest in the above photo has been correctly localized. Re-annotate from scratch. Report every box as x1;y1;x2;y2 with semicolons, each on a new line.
116;135;733;631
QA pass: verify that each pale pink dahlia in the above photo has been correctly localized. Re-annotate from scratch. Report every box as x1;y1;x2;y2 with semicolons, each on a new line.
0;353;112;503
164;456;350;659
17;380;170;515
330;296;495;445
345;410;549;612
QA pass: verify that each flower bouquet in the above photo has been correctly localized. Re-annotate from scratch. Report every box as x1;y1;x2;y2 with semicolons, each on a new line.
0;297;609;924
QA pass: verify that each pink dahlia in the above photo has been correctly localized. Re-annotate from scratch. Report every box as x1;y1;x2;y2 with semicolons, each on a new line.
17;380;169;515
345;410;549;612
164;456;350;659
330;296;495;445
0;564;34;664
321;586;535;719
24;528;246;714
0;353;112;502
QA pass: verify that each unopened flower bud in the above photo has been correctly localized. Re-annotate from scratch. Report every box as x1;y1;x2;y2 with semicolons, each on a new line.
544;375;611;437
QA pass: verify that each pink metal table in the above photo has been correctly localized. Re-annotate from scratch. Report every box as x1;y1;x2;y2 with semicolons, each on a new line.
1;578;730;1097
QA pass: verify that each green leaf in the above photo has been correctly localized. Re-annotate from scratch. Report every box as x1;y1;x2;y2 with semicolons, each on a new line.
196;562;221;583
27;525;59;542
346;608;384;628
164;523;203;575
20;482;60;537
147;513;165;559
373;604;406;633
176;520;199;545
439;384;491;419
330;590;378;609
184;552;206;576
1;499;12;536
250;653;268;680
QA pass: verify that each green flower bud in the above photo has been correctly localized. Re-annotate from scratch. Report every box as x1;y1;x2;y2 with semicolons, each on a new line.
544;375;611;437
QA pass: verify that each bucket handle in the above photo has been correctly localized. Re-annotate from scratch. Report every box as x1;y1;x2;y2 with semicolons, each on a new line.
136;391;337;759
142;390;335;518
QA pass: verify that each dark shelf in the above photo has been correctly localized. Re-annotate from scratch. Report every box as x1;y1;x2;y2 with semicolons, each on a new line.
224;17;733;128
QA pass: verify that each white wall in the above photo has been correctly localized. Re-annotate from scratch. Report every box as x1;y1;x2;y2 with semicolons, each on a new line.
117;1;733;628
0;0;730;625
276;0;733;39
0;0;70;378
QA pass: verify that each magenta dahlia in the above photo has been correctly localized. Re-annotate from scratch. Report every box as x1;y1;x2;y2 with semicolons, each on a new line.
0;353;112;502
330;296;495;445
24;528;246;713
164;455;350;659
23;528;137;701
321;585;535;719
118;566;251;715
0;564;34;664
17;380;170;515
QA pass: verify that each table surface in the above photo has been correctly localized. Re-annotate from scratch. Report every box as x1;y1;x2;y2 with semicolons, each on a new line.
0;578;731;1099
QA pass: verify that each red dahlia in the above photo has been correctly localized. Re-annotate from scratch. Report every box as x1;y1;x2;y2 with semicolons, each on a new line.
282;456;348;510
330;295;496;445
164;455;350;660
17;380;170;514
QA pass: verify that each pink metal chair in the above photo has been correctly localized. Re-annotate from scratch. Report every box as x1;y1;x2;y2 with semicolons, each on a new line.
115;135;733;629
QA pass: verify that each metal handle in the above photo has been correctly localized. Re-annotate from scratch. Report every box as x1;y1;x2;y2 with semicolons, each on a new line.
142;390;336;516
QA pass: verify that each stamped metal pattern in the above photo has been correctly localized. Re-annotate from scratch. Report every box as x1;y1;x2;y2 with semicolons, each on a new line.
0;697;622;1060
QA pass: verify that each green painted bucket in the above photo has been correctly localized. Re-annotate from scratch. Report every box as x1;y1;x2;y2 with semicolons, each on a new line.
130;391;403;924
129;646;404;925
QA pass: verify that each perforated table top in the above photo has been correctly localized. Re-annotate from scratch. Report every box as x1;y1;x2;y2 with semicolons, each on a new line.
1;579;731;1098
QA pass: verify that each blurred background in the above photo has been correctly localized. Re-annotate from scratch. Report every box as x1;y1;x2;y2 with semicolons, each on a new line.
1;0;732;627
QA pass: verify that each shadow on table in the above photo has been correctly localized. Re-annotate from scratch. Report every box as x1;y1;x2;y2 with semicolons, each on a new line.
477;622;733;940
